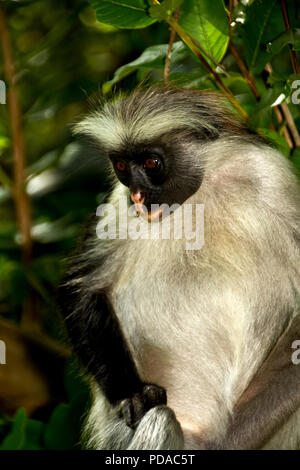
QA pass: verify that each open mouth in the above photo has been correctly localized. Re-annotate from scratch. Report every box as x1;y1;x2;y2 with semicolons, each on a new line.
130;192;163;222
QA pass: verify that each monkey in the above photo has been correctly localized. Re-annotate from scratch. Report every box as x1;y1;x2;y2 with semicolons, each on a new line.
59;86;300;450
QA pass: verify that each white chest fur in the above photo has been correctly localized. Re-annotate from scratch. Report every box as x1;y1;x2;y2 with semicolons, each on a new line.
110;237;247;440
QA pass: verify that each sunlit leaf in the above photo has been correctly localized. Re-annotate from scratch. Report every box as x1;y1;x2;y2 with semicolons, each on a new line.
149;0;183;21
89;0;156;29
103;41;186;92
179;0;229;65
257;128;290;157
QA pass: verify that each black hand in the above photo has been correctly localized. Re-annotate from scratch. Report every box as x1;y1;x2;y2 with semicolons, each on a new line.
121;384;167;429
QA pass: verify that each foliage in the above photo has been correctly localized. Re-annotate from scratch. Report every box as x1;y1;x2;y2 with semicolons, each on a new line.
0;0;168;450
89;0;300;158
0;359;90;450
0;0;299;450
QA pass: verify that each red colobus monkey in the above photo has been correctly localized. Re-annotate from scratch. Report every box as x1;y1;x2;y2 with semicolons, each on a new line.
59;86;300;450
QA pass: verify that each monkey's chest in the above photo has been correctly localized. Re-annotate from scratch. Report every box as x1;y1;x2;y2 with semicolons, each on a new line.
110;247;249;436
110;250;203;385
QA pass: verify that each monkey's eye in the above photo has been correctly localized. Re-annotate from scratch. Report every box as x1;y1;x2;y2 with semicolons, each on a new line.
144;157;161;171
115;160;127;172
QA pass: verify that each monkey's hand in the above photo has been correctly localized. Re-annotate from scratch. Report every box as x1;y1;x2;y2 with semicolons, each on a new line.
121;384;167;429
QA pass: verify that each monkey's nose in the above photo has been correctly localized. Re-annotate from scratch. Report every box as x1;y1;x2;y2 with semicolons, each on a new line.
130;191;145;205
131;191;145;217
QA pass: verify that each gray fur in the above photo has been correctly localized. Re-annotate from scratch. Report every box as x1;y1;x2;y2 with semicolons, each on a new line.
75;86;300;450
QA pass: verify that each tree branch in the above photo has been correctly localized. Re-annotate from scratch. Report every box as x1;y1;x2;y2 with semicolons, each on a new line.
186;32;230;77
228;3;295;151
279;0;299;75
229;42;261;101
0;7;35;325
280;101;300;148
166;16;248;119
265;63;298;150
0;7;32;265
272;105;294;150
228;0;260;100
164;8;180;83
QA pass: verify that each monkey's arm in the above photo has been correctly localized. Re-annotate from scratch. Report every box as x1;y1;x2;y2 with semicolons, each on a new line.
214;314;300;449
59;274;166;427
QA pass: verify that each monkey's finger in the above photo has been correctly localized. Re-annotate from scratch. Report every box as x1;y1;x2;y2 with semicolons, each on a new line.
121;395;146;429
143;384;167;408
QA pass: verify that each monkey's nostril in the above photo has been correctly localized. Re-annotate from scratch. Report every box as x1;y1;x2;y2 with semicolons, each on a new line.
131;191;145;205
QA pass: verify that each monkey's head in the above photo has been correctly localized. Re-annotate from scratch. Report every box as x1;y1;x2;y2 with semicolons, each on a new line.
74;86;249;220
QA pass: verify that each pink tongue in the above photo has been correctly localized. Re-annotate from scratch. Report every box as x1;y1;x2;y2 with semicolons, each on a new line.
130;192;162;221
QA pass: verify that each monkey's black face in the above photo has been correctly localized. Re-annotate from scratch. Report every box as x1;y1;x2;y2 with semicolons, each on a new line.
109;141;203;221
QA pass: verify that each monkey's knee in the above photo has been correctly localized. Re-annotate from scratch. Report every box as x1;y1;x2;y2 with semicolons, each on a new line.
127;405;184;450
83;391;134;450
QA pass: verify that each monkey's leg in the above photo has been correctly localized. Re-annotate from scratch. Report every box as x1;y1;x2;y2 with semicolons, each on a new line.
127;406;184;450
211;314;300;450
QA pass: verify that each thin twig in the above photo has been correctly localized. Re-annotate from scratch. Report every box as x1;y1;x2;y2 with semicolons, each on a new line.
164;7;180;83
265;63;298;150
273;105;294;150
228;0;260;100
229;3;295;150
0;7;35;325
279;0;300;75
280;101;300;147
229;42;261;100
166;16;248;119
0;7;32;265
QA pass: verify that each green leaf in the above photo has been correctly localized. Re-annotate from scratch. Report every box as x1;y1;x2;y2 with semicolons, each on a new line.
103;41;186;92
44;394;89;450
22;419;45;450
179;0;229;65
44;361;90;450
292;148;300;179
222;74;257;115
89;0;156;29
168;71;213;89
0;408;27;450
149;0;183;21
257;128;290;157
267;28;300;55
0;410;45;450
0;136;9;149
44;404;75;450
243;0;285;73
249;86;284;128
